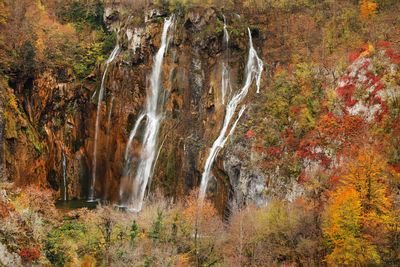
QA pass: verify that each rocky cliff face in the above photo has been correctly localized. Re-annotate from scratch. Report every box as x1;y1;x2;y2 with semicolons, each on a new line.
3;68;93;199
100;4;274;211
4;3;280;213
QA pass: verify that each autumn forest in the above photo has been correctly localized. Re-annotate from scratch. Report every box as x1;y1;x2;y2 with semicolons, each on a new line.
0;0;400;266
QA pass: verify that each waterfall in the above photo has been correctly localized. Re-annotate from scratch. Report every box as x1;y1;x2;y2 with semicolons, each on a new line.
199;28;263;200
221;63;231;105
221;16;230;105
223;16;229;44
124;113;146;161
89;40;121;201
106;97;114;151
62;144;67;201
121;16;174;212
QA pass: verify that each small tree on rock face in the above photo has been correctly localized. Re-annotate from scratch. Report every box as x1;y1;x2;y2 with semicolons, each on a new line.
19;247;41;264
360;0;378;20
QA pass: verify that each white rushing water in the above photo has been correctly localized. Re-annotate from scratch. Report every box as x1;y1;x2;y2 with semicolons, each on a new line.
221;63;230;105
62;144;67;201
124;113;146;161
221;17;230;105
89;41;121;201
106;97;114;149
199;28;263;200
223;15;229;44
122;17;174;211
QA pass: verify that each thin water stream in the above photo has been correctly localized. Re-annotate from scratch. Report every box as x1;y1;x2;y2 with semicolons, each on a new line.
199;28;263;200
89;41;121;201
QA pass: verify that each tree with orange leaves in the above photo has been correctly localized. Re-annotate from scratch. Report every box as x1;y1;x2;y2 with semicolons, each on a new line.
179;189;224;266
323;149;394;266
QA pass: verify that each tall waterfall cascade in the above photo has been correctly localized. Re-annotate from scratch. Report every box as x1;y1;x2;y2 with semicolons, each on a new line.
106;97;114;150
199;27;264;200
62;144;67;201
89;41;121;201
121;16;174;212
221;15;230;105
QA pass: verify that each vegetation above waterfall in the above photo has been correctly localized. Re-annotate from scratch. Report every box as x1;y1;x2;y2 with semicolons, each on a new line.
1;0;400;266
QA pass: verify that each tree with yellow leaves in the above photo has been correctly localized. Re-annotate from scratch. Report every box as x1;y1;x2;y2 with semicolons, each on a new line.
323;149;395;266
324;186;380;265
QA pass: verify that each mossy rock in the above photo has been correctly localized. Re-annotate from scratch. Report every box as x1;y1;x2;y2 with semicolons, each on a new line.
4;111;18;139
26;127;43;153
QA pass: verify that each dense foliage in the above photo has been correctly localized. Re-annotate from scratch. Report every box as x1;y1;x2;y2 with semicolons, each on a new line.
0;0;399;266
0;0;115;82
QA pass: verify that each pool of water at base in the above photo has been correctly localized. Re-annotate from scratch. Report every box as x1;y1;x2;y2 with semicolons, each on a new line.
55;199;99;210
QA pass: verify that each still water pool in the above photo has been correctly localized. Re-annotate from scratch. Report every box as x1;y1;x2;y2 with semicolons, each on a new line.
55;199;99;210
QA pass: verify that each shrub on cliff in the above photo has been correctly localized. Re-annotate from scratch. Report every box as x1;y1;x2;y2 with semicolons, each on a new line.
19;247;41;264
